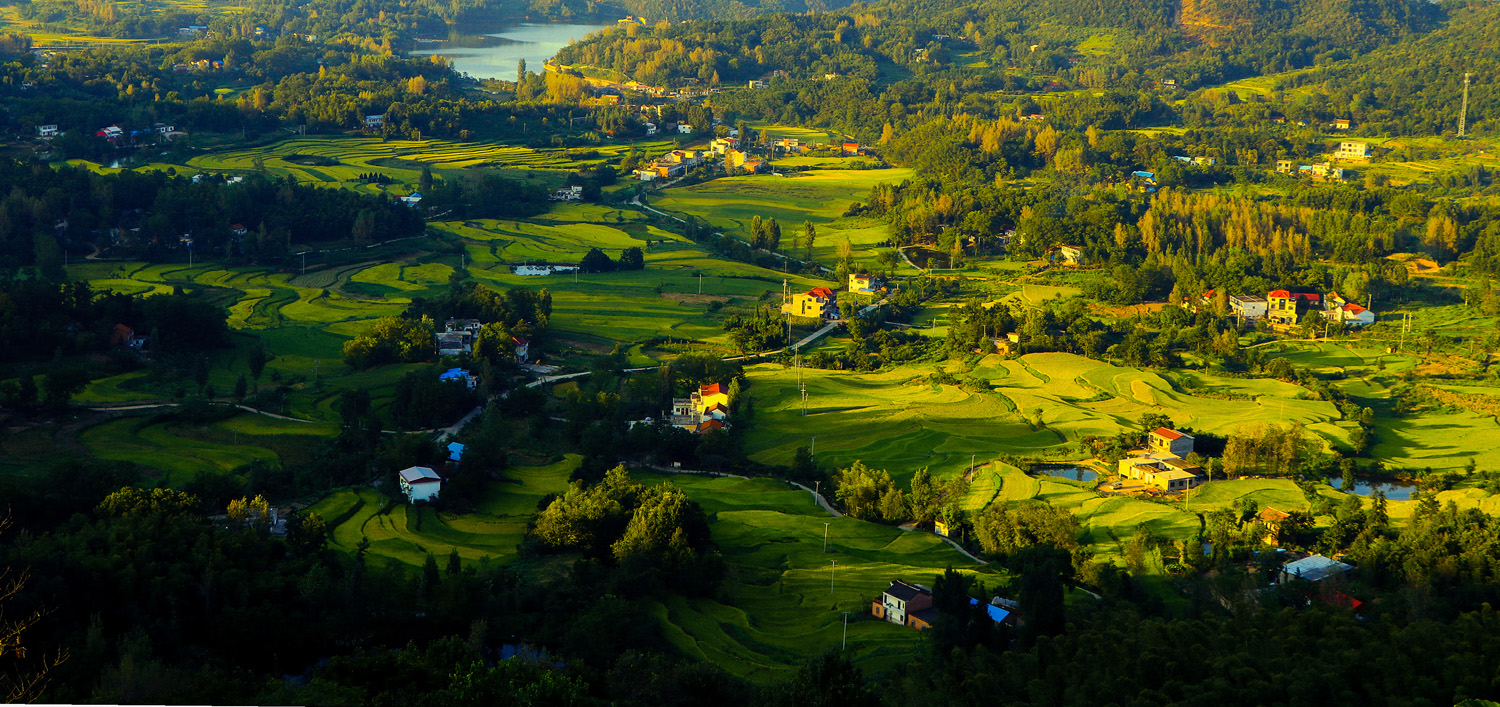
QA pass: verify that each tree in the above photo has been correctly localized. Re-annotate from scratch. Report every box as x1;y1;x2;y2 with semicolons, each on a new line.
802;221;816;259
248;339;268;380
227;495;271;529
766;219;782;251
619;247;645;271
0;516;65;702
285;512;328;554
33;232;64;281
447;548;462;575
41;368;88;411
579;247;614;273
516;58;527;83
421;553;440;597
750;215;765;249
234;374;248;399
766;651;878;707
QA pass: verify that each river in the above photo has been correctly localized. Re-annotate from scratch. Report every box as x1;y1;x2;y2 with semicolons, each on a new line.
412;21;613;80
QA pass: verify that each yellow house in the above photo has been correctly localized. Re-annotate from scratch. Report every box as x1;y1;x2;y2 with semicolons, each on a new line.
782;287;837;319
694;382;729;413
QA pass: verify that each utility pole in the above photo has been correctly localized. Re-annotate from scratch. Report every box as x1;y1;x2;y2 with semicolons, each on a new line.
301;252;306;275
830;560;837;594
811;436;815;455
823;522;829;553
1458;72;1472;138
699;272;703;294
841;611;850;650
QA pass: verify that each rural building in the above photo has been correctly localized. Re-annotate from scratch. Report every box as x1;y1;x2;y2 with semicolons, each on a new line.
1276;160;1295;174
1120;458;1204;493
447;442;465;463
36;124;58;138
1258;507;1292;545
110;324;150;352
1058;245;1086;266
1149;428;1194;457
848;273;885;293
748;79;767;89
437;332;471;356
693;383;730;414
438;368;477;389
1323;302;1375;327
841;141;861;156
775;137;803;153
364;114;384;128
653;162;684;179
741;159;768;174
782;287;838;319
710;137;738;154
552;186;584;201
1267;290;1322;325
398;466;442;502
872;580;937;629
1229;294;1268;320
399;193;423;208
513;336;530;362
1192;156;1217;166
1332;118;1352;130
635;168;658;181
1334;141;1370;161
1278;554;1353;584
1309;162;1348;180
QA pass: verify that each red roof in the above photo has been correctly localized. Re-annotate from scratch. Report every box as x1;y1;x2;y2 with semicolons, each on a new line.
512;336;529;345
698;419;725;431
1342;303;1367;314
807;287;836;299
1267;290;1320;302
706;402;729;413
1268;289;1291;299
1153;427;1184;440
700;382;725;397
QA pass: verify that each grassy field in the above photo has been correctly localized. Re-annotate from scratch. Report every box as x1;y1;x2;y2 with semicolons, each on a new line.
743;352;1343;485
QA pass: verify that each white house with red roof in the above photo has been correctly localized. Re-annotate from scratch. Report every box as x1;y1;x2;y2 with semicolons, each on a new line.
398;466;442;502
513;336;530;362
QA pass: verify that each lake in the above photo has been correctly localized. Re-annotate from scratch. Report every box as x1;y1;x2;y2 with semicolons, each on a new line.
412;21;613;80
1034;466;1099;483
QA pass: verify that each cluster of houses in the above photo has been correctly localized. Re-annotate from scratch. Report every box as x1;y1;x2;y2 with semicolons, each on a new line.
1113;427;1207;494
1192;289;1375;328
665;382;732;433
1274;141;1370;181
871;579;1018;631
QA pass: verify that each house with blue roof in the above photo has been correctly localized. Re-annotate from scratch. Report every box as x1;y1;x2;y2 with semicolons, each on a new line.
447;442;465;463
438;368;476;390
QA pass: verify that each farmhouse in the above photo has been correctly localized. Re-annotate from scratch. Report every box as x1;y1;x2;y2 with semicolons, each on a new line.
775;137;803;153
710;137;738;154
848;273;885;293
36;124;58;138
399;193;423;208
1332;118;1352;130
365;114;384;128
635;168;659;181
437;332;471;356
1228;294;1268;320
871;580;937;629
1058;245;1086;266
397;466;442;503
840;141;861;156
513;336;530;362
438;368;477;389
748;79;767;89
1118;457;1204;492
1267;290;1322;325
552;186;584;201
694;382;730;413
653;162;685;179
1276;160;1295;174
1278;554;1353;584
1149;427;1194;457
1334;141;1370;161
782;287;838;319
1323;302;1375;327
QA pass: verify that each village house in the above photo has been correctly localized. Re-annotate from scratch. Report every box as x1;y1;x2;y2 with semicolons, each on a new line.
1228;294;1268;320
848;273;885;293
1323;301;1376;327
1267;290;1322;325
635;168;659;181
438;367;477;390
782;286;838;319
36;124;58;138
1276;160;1295;174
1334;141;1370;161
446;442;465;465
552;185;584;201
1332;118;1352;130
109;323;149;352
513;336;530;362
437;331;471;356
653;161;685;179
1149;427;1195;457
747;79;767;89
398;466;442;503
741;159;768;174
872;580;937;629
1058;245;1086;266
840;141;861;156
710;137;738;154
1278;554;1353;585
775;137;803;153
1118;458;1205;493
399;193;423;208
364;114;384;128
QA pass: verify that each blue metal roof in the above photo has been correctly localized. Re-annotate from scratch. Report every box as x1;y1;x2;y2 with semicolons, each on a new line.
447;442;465;461
969;598;1011;624
438;368;467;380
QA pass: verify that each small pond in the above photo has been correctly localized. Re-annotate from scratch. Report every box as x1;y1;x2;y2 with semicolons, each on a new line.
1333;479;1415;501
904;247;957;270
412;21;613;80
1033;466;1098;483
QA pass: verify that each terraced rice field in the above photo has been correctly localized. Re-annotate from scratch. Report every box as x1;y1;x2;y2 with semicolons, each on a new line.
77;413;334;485
310;456;579;566
744;353;1343;484
630;471;995;682
183;136;676;195
649;169;917;269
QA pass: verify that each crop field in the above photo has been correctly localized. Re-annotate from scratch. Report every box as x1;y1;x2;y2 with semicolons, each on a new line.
180;136;676;195
744;352;1343;485
630;471;995;682
310;455;579;567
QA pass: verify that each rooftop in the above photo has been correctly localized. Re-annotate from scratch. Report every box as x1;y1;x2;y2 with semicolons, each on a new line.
1283;554;1353;582
884;579;930;602
1153;427;1188;440
398;466;441;484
